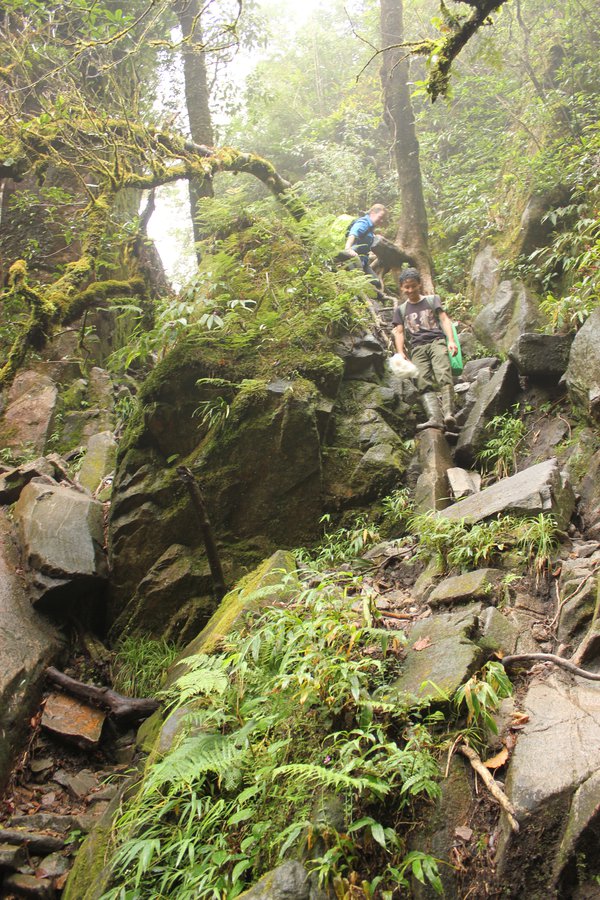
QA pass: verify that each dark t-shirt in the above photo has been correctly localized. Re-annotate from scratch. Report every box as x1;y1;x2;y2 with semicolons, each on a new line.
392;294;445;346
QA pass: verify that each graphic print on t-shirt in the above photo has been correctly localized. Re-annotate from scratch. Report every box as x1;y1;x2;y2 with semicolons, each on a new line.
405;306;438;336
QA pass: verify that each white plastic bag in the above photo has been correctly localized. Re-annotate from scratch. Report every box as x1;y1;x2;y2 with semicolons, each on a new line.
388;353;419;379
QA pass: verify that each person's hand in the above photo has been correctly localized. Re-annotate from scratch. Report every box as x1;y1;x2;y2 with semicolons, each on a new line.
448;340;458;356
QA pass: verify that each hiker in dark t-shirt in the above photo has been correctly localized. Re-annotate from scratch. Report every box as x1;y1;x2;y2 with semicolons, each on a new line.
392;268;458;431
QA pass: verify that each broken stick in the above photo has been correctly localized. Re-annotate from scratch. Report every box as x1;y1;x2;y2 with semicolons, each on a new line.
457;742;520;833
177;466;227;600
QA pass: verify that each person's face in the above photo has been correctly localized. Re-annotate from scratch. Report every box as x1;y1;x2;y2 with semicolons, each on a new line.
371;209;387;227
401;277;421;303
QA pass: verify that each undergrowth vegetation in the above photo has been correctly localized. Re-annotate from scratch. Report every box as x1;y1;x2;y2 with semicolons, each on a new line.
111;637;179;699
407;511;559;579
102;579;448;899
108;194;372;382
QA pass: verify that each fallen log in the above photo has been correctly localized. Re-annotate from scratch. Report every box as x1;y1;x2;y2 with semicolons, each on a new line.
45;667;159;722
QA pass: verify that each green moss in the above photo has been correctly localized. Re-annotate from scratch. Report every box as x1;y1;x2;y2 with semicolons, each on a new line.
169;549;298;668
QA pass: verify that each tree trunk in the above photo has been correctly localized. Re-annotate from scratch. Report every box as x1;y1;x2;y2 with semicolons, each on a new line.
380;0;434;293
177;0;215;261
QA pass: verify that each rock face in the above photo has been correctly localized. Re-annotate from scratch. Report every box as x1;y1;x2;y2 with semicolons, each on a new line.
566;308;600;419
109;543;222;644
14;480;108;610
455;361;521;467
0;512;64;789
109;342;410;632
428;569;503;608
238;861;312;900
509;332;574;380
497;674;600;896
76;431;117;496
473;279;544;355
0;370;58;457
442;458;575;529
392;606;485;701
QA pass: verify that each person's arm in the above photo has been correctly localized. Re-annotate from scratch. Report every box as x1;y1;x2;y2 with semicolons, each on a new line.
438;310;458;356
344;233;360;257
392;323;407;357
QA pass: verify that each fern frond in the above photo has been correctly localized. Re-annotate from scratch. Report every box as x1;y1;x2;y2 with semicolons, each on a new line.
165;653;229;705
272;763;389;798
147;731;247;793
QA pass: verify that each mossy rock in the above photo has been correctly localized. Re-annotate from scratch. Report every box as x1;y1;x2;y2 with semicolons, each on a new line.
137;550;298;754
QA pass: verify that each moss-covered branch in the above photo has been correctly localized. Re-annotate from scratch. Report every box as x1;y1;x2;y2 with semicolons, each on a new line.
0;116;307;390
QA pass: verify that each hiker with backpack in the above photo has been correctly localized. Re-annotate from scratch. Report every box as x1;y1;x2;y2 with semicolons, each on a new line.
344;204;388;300
392;267;459;431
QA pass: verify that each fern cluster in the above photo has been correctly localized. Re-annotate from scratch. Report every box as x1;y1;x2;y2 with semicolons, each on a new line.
102;576;444;898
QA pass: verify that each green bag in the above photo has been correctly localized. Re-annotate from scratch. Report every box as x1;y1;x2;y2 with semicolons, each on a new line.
448;323;463;374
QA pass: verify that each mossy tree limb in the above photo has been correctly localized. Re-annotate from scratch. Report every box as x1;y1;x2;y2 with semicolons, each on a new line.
0;118;307;389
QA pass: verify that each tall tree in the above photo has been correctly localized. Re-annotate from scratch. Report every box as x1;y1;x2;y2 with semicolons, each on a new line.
380;0;434;291
176;0;216;260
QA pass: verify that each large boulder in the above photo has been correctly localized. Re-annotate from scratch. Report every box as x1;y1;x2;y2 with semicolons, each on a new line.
14;479;108;610
441;458;575;530
496;674;600;896
0;370;58;457
455;361;521;468
509;332;574;380
109;350;410;627
109;377;322;621
565;308;600;419
109;543;224;643
472;280;544;355
0;512;64;788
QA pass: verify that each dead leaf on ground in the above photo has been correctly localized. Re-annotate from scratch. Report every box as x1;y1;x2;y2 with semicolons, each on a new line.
455;825;473;842
483;746;509;770
413;636;432;652
511;711;530;728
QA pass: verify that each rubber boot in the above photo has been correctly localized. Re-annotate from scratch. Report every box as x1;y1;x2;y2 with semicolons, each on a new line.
441;384;457;430
416;392;443;430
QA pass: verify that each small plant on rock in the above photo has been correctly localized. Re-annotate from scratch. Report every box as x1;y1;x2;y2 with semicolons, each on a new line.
454;661;514;737
477;407;527;479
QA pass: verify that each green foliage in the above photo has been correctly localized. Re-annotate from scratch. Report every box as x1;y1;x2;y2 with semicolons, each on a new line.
513;514;559;581
109;197;371;382
477;407;527;479
299;514;381;568
102;580;443;898
506;122;599;331
454;661;513;736
111;637;179;698
407;510;560;577
375;488;416;541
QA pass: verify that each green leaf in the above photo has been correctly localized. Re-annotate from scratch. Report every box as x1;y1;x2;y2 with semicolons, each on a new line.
370;822;387;848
